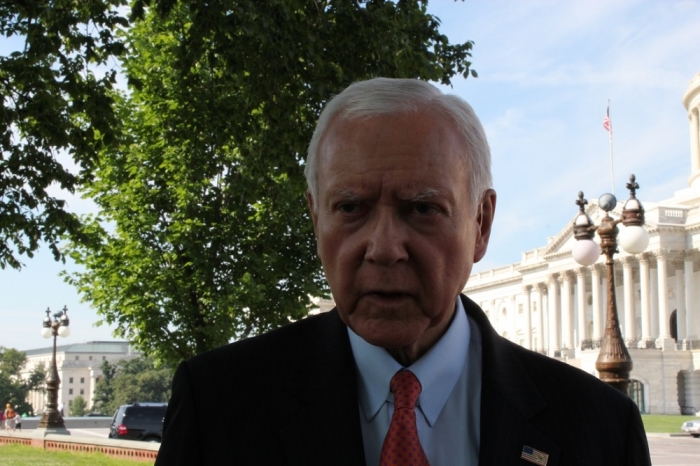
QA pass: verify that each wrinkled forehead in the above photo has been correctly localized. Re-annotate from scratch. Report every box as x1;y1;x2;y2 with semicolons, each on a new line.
315;110;471;201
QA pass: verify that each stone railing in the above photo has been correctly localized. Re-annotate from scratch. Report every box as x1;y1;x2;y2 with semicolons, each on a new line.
635;339;659;349
0;432;159;462
657;206;686;224
676;340;700;350
580;339;602;350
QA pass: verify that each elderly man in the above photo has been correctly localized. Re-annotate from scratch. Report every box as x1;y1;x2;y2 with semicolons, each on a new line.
156;78;651;465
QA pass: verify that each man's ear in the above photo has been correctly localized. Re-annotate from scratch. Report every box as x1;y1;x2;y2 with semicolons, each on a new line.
306;190;319;237
473;189;497;263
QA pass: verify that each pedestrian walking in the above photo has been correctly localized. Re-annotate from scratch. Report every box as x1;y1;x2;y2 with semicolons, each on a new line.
4;404;16;431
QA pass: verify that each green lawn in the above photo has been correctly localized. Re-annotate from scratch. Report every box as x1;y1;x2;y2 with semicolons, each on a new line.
0;443;148;465
642;414;697;433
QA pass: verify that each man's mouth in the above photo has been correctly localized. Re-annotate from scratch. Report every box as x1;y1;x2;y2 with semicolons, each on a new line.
365;291;411;301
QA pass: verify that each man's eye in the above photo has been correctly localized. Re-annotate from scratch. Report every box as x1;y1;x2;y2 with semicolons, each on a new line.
413;203;437;215
339;203;360;214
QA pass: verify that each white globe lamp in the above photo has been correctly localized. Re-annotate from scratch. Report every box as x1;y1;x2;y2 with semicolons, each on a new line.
619;224;649;254
572;239;600;266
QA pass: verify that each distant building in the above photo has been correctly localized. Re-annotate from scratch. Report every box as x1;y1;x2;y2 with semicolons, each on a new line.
21;341;139;414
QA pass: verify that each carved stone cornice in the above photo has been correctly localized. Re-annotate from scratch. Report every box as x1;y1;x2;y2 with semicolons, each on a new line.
683;249;698;261
515;262;549;274
542;250;573;261
560;270;574;283
620;256;636;268
653;249;669;261
464;276;522;293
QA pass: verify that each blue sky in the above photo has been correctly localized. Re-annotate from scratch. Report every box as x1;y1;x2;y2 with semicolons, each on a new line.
3;0;700;351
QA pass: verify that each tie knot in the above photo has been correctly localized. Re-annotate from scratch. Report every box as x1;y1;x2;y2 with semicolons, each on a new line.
390;370;421;410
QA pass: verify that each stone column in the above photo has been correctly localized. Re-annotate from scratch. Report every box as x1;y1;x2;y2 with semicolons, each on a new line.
589;264;603;340
639;254;652;340
547;274;560;356
536;283;547;352
675;259;687;340
523;285;533;350
650;261;660;338
656;250;673;348
561;272;574;353
575;268;587;348
685;251;697;339
621;256;636;340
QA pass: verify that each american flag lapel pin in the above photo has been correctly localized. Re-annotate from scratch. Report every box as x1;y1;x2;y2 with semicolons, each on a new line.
521;445;549;466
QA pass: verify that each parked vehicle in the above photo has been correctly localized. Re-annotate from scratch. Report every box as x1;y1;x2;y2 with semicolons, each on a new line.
681;419;700;438
108;403;168;442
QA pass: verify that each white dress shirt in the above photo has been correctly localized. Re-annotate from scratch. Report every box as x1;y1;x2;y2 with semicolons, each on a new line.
348;298;482;466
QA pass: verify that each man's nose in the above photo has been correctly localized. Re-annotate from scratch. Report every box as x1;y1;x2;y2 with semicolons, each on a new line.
363;209;409;266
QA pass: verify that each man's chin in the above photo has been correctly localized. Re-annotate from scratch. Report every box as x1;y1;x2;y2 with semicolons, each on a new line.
349;319;426;351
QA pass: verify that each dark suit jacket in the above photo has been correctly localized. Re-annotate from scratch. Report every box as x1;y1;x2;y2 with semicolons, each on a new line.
156;295;651;465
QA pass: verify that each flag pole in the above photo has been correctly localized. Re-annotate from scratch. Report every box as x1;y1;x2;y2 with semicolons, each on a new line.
606;99;615;194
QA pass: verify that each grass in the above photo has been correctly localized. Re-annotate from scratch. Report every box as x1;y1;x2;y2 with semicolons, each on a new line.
641;414;698;433
0;443;146;465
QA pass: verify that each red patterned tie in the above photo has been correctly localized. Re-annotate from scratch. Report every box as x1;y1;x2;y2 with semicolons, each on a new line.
379;370;430;466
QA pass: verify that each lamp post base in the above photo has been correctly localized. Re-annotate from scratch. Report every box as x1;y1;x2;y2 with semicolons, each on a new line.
32;426;71;437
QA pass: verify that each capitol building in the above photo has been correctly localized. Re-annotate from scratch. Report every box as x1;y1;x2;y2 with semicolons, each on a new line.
465;72;700;415
315;72;700;415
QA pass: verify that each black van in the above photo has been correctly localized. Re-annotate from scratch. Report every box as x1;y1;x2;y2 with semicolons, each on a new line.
108;402;168;442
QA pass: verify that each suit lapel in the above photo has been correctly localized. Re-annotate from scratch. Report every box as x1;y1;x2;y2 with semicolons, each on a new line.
279;310;366;466
461;295;561;466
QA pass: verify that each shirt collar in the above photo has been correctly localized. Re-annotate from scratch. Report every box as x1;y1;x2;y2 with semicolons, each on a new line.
348;297;471;426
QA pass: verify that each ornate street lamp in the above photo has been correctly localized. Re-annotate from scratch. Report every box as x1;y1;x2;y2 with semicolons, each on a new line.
571;175;649;395
37;306;71;435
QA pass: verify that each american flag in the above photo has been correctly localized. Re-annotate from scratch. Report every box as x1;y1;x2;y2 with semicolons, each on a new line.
603;105;612;135
521;445;549;466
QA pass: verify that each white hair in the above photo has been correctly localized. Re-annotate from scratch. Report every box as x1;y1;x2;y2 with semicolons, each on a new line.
304;77;492;210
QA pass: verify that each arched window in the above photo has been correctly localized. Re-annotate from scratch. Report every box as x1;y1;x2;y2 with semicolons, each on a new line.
629;380;645;414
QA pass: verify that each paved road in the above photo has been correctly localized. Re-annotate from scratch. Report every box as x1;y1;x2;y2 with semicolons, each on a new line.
648;435;700;465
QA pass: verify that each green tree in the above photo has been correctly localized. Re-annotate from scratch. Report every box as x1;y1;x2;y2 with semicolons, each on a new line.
0;347;46;415
91;359;116;414
67;0;477;365
70;394;87;416
91;357;172;415
0;0;127;269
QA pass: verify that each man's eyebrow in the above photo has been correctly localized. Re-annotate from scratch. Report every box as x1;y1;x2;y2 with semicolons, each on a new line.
329;188;362;202
403;189;444;203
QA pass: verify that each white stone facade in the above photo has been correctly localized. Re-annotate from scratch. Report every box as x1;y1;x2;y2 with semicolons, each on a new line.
466;72;700;415
21;341;139;414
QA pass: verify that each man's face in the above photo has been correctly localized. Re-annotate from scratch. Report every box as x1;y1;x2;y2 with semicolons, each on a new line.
308;109;495;363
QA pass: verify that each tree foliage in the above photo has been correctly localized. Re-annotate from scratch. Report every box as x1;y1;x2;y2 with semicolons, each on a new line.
0;0;128;269
70;394;87;416
66;0;477;366
92;357;172;415
0;347;45;415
